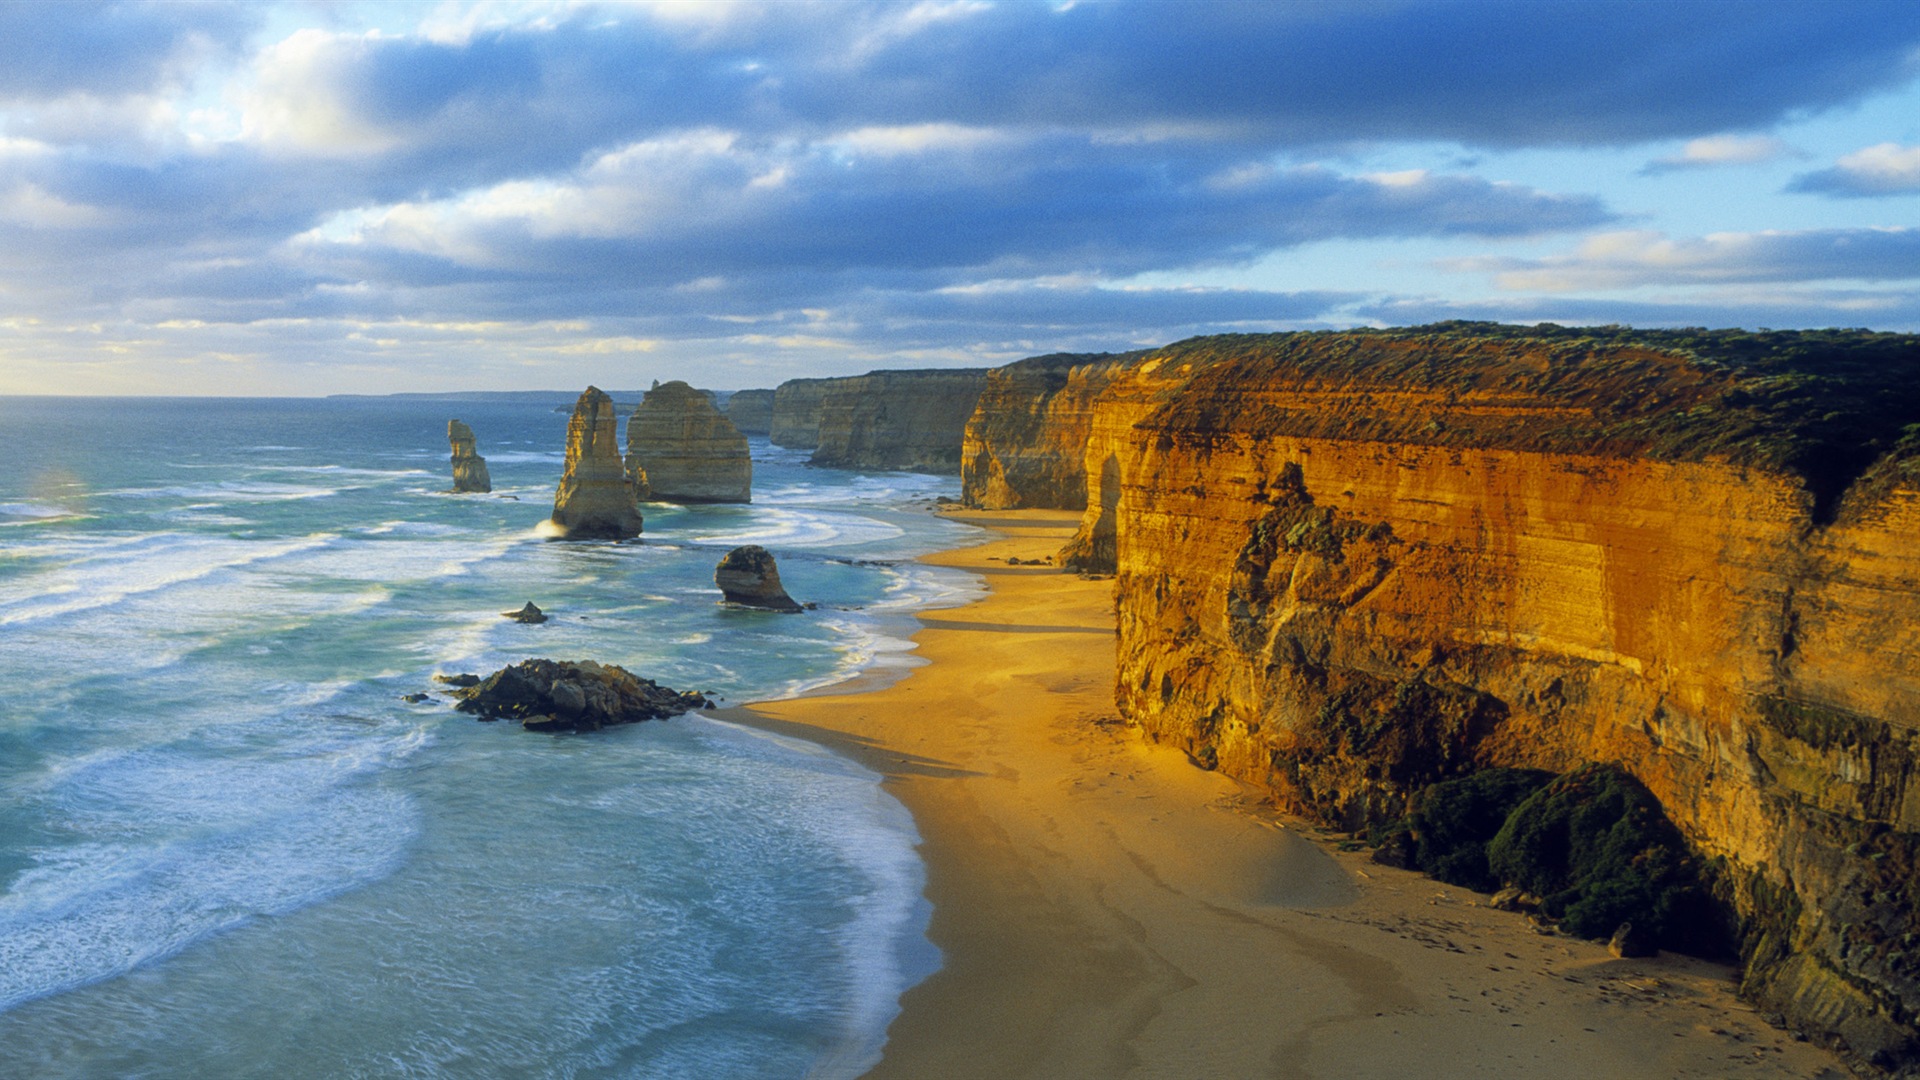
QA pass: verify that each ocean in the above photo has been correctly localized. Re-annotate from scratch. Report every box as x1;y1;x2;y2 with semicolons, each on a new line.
0;396;983;1079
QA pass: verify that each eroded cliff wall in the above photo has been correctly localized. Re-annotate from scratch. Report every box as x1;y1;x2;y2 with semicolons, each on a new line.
725;389;775;436
982;326;1920;1068
960;352;1140;509
770;379;833;449
808;369;987;473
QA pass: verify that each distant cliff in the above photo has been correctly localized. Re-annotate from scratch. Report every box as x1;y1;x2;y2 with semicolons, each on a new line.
771;379;834;449
769;369;988;473
725;389;775;436
961;324;1920;1069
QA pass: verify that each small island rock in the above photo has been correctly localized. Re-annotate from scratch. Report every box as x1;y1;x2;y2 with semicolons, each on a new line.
503;601;549;624
452;658;709;732
448;419;492;493
550;386;644;539
715;545;803;612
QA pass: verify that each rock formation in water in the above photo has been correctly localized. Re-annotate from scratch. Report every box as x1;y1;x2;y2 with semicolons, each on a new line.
961;324;1920;1069
451;658;709;731
725;389;775;436
624;380;752;503
770;378;835;449
502;602;548;624
550;386;644;539
714;545;802;612
447;419;492;493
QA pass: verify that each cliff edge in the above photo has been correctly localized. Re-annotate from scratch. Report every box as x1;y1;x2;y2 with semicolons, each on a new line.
964;323;1920;1070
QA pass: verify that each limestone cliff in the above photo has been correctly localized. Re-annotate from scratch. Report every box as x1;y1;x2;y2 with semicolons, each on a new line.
624;380;752;503
771;378;834;449
550;386;643;539
960;352;1141;509
975;325;1920;1068
809;369;987;473
447;419;492;493
725;389;775;436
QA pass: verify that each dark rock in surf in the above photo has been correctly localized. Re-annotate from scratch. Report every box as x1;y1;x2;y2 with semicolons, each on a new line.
715;545;803;612
503;601;549;624
451;658;709;732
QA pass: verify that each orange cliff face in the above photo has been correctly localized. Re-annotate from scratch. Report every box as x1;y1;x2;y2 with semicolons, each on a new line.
959;326;1920;1069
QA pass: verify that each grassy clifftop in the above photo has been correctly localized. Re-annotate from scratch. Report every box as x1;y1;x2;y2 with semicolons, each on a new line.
1145;322;1920;522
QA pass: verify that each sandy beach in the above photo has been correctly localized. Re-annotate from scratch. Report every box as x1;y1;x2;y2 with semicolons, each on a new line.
725;509;1849;1080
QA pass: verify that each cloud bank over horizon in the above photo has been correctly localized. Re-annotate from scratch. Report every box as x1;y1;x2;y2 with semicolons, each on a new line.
2;1;1918;394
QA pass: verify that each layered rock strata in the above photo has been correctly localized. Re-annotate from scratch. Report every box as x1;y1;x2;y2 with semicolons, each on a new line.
725;389;775;436
960;352;1139;509
965;325;1920;1068
550;386;644;539
447;419;492;493
809;369;987;473
770;378;834;449
714;545;802;612
624;380;752;503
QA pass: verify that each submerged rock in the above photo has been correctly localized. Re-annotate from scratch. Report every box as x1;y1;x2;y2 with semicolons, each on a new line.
625;380;752;503
451;658;709;732
447;419;492;493
715;545;802;612
550;386;644;539
503;601;548;624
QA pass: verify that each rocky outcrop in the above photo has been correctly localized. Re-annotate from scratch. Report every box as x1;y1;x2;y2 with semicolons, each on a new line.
771;378;835;449
502;602;548;624
725;389;775;436
451;658;709;731
447;419;492;493
810;369;988;473
714;545;802;612
624;380;752;503
550;386;644;539
967;324;1920;1067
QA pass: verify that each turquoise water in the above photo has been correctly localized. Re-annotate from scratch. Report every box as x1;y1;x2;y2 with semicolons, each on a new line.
0;397;982;1078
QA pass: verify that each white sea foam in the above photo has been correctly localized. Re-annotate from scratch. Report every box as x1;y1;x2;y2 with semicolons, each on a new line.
0;533;338;627
687;507;905;549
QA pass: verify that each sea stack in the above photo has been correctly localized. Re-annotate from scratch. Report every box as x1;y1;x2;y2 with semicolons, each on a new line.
714;545;802;612
625;380;752;503
447;419;492;493
550;386;643;539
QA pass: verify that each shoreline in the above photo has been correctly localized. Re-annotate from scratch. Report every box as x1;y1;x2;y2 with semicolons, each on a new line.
721;509;1849;1079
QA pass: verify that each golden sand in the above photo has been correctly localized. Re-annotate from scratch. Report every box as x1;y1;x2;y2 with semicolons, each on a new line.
722;510;1847;1080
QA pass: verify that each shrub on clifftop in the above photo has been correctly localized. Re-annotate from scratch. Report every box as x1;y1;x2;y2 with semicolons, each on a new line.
1487;763;1732;956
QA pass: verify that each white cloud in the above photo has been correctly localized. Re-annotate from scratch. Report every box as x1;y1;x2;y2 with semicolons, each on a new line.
1446;227;1920;291
1791;142;1920;197
1642;134;1790;173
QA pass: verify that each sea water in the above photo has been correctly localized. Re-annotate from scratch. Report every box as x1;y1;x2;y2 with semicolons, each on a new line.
0;396;983;1078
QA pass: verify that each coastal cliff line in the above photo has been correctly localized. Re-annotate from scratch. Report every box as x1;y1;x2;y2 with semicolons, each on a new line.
960;323;1920;1071
770;369;988;473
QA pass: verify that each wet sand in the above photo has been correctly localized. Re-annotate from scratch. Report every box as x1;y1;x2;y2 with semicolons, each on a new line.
722;509;1847;1080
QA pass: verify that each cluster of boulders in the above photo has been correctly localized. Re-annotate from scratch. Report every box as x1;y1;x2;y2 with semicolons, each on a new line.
445;659;710;732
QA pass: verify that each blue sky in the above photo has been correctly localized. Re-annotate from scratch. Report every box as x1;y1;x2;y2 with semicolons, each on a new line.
1;1;1917;395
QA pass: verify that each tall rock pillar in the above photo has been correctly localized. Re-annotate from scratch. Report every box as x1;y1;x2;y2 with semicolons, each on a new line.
447;419;492;493
550;386;643;539
625;381;752;503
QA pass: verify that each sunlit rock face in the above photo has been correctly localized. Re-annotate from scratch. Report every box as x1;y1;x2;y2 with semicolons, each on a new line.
447;419;492;493
724;389;774;436
550;386;643;539
624;381;751;504
964;326;1920;1066
960;352;1143;510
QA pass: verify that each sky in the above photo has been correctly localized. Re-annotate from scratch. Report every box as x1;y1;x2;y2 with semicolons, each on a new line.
1;1;1918;395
